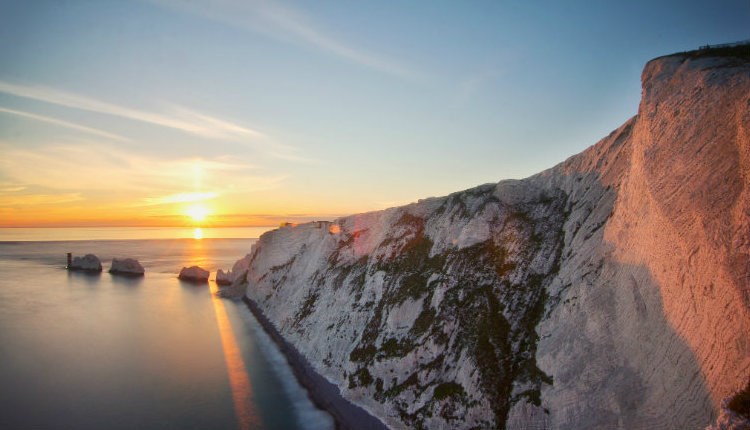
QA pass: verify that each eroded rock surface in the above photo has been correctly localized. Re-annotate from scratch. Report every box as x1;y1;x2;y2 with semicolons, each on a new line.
68;254;102;272
230;47;750;429
109;258;144;276
216;269;232;285
178;266;209;283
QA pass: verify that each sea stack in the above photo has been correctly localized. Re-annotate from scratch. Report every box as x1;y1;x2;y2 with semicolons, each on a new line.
215;269;232;286
178;266;209;283
109;258;145;276
67;254;102;273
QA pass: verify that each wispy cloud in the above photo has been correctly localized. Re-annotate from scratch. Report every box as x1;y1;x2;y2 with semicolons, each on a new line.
259;2;417;79
0;80;315;162
211;212;342;225
149;0;419;80
141;191;218;206
0;140;286;196
0;80;264;140
0;185;26;193
0;192;83;206
0;106;130;142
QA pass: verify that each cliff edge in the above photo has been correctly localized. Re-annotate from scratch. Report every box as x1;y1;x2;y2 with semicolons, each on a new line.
229;46;750;429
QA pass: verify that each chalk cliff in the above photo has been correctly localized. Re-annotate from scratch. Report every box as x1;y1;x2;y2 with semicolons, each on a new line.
230;47;750;429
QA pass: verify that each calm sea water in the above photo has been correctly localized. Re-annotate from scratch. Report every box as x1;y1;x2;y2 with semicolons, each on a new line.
0;229;333;430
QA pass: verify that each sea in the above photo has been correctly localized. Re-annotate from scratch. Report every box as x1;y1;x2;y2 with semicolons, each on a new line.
0;227;334;430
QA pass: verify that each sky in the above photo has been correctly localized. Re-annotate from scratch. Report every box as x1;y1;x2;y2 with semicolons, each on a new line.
0;0;748;228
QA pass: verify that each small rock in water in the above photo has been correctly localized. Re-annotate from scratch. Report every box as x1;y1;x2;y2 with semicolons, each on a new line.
216;269;232;285
68;254;102;272
109;258;145;276
178;266;209;283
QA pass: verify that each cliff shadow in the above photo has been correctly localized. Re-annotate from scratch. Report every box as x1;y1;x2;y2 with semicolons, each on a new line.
532;163;719;429
538;258;716;429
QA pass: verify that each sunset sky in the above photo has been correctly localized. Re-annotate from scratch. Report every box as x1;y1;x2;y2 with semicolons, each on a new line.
1;0;748;227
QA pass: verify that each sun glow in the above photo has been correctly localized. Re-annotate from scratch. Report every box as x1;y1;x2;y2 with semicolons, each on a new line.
193;227;203;240
185;204;210;223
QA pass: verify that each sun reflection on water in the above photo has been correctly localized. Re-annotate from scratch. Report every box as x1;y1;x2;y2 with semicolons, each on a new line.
193;227;203;240
209;282;260;430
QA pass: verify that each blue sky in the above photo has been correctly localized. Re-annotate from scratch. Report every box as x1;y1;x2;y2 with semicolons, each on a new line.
0;0;748;226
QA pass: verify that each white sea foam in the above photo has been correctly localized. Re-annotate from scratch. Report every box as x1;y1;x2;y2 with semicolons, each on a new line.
239;307;335;430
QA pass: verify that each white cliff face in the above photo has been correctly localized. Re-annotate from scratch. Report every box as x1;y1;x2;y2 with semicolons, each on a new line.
242;190;565;429
527;51;750;430
232;48;750;429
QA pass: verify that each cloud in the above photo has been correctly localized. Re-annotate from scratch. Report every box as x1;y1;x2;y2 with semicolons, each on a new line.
157;104;265;140
0;80;315;162
0;141;150;192
141;191;219;206
148;0;419;80
0;192;83;206
0;140;286;197
0;184;27;193
259;2;417;79
0;80;265;140
210;212;342;225
0;106;130;142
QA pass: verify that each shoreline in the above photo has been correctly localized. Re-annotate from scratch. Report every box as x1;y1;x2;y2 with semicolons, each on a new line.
241;296;388;430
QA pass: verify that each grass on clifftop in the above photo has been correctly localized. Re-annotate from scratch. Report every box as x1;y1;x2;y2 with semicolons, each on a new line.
673;43;750;61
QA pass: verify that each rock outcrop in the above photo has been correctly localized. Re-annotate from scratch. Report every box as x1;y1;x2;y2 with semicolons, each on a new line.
68;254;102;272
216;269;232;285
215;262;252;298
178;266;209;283
109;258;145;276
215;268;248;298
229;46;750;429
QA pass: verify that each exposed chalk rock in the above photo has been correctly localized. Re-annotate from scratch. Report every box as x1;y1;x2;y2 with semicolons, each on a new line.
109;258;145;276
68;254;102;272
178;266;209;283
216;269;232;285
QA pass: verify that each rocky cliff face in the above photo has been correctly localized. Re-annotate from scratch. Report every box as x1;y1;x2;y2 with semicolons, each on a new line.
230;47;750;429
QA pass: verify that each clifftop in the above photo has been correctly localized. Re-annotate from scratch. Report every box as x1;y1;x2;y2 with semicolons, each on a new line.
651;41;750;63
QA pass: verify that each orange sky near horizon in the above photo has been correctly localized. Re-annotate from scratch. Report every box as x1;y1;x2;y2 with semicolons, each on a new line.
0;199;343;228
0;156;358;228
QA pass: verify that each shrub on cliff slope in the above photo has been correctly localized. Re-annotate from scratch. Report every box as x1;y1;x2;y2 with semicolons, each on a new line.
728;377;750;419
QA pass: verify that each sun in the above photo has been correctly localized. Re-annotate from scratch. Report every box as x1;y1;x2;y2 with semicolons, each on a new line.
185;204;210;223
